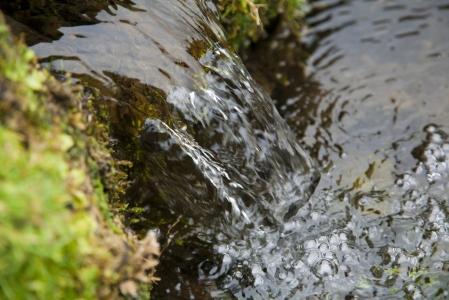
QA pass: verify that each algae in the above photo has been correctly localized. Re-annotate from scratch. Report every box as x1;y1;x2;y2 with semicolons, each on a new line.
0;12;159;299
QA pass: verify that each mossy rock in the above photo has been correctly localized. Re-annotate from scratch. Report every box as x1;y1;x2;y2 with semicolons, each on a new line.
0;12;159;300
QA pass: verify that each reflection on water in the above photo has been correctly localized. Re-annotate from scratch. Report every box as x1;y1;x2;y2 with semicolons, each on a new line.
271;0;449;189
3;0;449;298
242;0;449;298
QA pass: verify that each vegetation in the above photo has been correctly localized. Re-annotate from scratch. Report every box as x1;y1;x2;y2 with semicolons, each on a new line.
0;13;159;300
217;0;308;50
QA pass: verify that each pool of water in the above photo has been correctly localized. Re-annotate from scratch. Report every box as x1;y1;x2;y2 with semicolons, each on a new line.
239;0;449;298
2;0;449;298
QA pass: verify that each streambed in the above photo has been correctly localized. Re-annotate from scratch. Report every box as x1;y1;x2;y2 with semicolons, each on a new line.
2;0;449;298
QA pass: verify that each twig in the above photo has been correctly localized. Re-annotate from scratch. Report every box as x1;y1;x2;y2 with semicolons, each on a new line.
278;0;286;13
246;0;267;26
160;219;180;254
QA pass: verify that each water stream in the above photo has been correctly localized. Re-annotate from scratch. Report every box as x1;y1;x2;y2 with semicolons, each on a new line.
2;0;449;298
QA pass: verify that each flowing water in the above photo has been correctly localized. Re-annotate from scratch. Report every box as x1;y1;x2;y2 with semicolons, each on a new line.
2;0;449;298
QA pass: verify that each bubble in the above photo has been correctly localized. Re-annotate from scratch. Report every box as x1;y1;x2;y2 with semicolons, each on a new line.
222;253;232;264
402;200;416;211
289;278;299;288
278;272;287;280
342;254;355;264
433;148;445;159
425;125;437;133
340;242;349;252
425;154;437;166
251;264;263;276
329;234;339;245
319;243;330;252
254;275;264;286
218;245;228;254
323;251;336;260
318;235;328;243
396;253;409;264
282;220;301;233
292;260;305;269
358;196;371;206
414;164;424;174
429;132;446;144
307;250;321;266
409;256;418;267
311;211;321;220
304;239;317;250
430;231;438;241
313;259;337;277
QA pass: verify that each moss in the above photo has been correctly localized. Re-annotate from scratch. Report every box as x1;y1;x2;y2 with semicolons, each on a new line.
216;0;308;50
0;12;159;300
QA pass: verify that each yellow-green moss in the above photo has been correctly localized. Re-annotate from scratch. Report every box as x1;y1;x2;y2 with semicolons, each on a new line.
217;0;307;50
0;13;159;300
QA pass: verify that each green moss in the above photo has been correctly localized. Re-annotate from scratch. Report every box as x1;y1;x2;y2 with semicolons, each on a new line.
0;127;100;299
217;0;308;50
0;12;159;299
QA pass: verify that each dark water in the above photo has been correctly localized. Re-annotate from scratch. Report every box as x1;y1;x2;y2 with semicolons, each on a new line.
3;0;449;298
240;0;449;298
272;0;449;189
